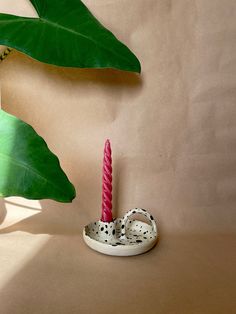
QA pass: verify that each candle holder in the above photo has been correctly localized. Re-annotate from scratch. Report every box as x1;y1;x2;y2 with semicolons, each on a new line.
83;208;158;256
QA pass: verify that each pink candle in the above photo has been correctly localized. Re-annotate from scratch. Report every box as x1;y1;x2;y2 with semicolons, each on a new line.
101;139;113;222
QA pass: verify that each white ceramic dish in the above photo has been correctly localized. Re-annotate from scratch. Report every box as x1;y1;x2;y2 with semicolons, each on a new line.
83;208;158;256
0;47;12;62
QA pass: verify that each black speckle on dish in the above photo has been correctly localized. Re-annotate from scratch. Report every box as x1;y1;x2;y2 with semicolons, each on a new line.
112;244;117;246
105;231;108;234
144;237;147;239
129;221;132;223
121;224;125;229
105;240;107;242
96;232;98;234
150;215;154;220
136;240;142;243
112;229;115;235
141;208;146;212
105;225;108;228
94;222;96;225
132;211;136;214
101;227;104;231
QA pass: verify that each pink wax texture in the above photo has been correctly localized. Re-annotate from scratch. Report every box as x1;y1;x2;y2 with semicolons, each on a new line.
101;139;113;222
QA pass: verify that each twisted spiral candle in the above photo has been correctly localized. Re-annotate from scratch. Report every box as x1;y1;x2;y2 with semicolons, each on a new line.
101;139;113;222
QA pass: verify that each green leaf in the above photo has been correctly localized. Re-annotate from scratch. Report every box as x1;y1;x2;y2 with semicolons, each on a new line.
0;109;76;202
0;0;141;73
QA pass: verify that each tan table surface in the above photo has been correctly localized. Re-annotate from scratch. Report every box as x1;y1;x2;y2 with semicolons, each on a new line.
0;229;235;314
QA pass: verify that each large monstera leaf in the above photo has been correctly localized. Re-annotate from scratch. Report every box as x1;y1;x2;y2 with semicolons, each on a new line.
0;0;141;73
0;109;75;202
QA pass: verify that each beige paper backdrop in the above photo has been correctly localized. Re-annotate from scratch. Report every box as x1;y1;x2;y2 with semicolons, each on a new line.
0;1;235;313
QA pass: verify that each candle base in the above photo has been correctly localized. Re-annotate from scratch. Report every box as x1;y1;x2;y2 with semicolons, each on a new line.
83;208;158;256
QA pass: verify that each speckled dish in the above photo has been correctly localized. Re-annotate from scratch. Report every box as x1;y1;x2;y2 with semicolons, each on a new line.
83;208;158;256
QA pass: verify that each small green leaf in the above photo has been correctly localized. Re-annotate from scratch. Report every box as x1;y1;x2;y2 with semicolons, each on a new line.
0;0;141;73
0;109;76;202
